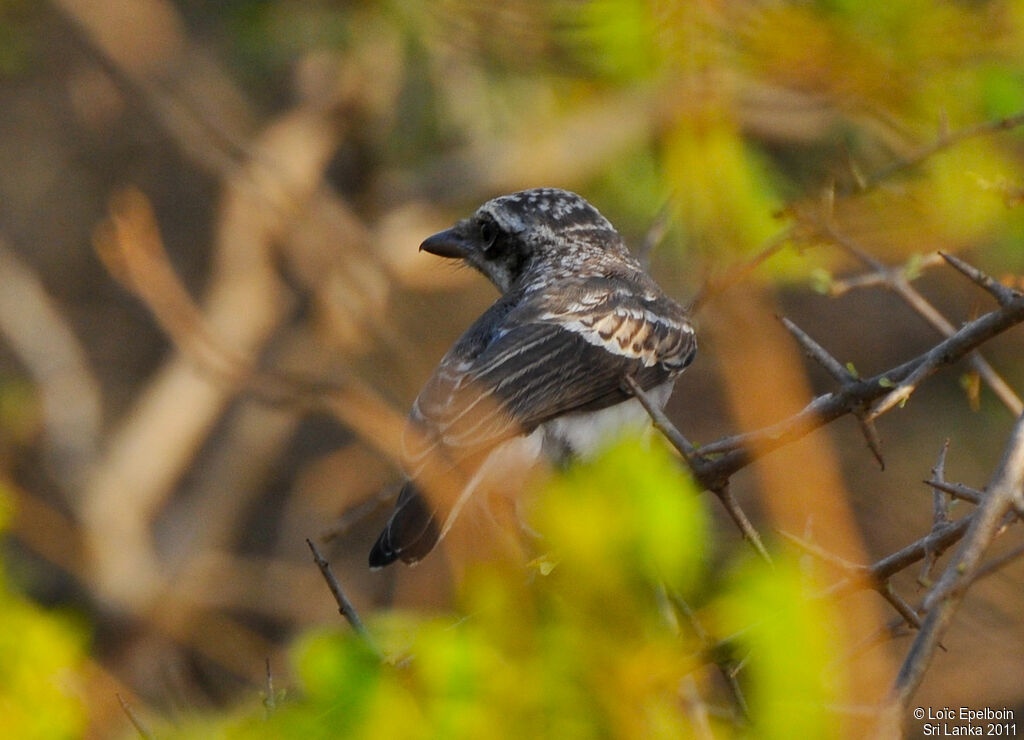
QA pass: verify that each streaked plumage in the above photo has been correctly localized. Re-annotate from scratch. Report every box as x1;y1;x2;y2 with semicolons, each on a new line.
370;188;695;567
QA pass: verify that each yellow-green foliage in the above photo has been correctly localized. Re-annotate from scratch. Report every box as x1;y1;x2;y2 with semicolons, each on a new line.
0;485;87;740
712;558;846;740
161;438;846;739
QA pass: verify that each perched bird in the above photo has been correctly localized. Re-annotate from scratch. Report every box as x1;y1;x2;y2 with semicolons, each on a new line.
369;188;696;568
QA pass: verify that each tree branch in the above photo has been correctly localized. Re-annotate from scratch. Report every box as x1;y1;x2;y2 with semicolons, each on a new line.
809;219;1023;417
693;265;1024;486
891;411;1024;707
625;376;772;564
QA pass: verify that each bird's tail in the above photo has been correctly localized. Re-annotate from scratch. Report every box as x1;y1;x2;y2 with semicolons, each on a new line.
368;481;440;568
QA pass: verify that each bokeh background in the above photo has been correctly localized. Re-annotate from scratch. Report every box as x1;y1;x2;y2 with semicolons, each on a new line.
1;1;1024;737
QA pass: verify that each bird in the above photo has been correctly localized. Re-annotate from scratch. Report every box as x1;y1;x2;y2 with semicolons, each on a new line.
369;188;696;568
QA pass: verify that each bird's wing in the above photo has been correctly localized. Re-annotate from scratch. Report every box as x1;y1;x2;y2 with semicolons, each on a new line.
371;277;695;567
403;277;696;471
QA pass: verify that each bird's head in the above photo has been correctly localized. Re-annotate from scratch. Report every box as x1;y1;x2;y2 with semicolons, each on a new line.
420;188;638;293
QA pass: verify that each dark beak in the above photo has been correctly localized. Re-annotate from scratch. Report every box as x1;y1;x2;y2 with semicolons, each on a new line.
420;227;471;259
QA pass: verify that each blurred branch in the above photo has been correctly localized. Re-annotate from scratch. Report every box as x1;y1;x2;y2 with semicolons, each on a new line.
689;226;795;313
86;182;410;616
780;529;926;635
117;693;154;740
861;110;1024;192
666;590;749;723
54;0;414;356
4;477;88;582
306;539;379;656
691;108;1024;313
63;0;411;616
0;240;102;485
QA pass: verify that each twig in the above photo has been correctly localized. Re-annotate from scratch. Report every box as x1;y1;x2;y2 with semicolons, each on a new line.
695;270;1024;484
972;541;1024;581
636;197;674;267
869;516;973;583
828;254;945;295
923;479;983;505
306;538;378;654
117;693;154;740
925;477;1024;521
716;484;773;565
881;582;924;630
940;251;1022;307
263;658;276;717
779;316;885;468
779;316;854;384
778;530;866;575
690;226;796;313
811;220;1023;417
920;441;951;585
624;375;701;460
891;411;1024;707
692;109;1024;314
625;376;771;564
667;590;749;722
0;241;102;484
860;110;1024;191
679;675;717;740
781;530;928;634
930;441;951;527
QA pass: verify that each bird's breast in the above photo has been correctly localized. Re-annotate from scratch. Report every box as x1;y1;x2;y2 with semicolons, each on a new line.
540;381;674;462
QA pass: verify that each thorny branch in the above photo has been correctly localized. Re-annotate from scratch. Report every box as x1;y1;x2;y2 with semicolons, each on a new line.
625;375;772;565
809;216;1023;416
688;256;1024;489
631;252;1024;712
891;411;1024;708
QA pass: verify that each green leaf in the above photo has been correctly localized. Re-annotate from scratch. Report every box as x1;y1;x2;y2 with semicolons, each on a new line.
903;253;924;281
810;268;834;294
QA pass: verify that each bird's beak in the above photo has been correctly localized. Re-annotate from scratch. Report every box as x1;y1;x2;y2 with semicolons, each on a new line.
420;227;471;259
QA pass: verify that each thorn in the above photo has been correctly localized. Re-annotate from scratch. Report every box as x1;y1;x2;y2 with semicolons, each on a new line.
779;316;853;384
929;439;951;526
923;478;984;505
939;252;1020;306
856;413;885;470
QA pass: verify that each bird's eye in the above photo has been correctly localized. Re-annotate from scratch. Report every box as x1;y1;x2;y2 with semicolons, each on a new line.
479;221;499;251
